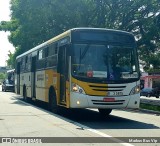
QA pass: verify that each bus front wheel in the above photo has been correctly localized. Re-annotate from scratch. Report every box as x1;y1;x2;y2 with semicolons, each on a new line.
98;109;112;116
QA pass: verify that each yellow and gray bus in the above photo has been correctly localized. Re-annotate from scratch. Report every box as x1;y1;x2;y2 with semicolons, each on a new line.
15;28;140;116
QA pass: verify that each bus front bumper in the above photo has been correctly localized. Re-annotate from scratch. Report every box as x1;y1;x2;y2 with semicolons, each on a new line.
70;92;140;109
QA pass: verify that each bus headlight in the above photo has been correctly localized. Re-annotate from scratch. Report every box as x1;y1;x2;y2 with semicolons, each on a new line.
72;83;86;94
130;85;140;95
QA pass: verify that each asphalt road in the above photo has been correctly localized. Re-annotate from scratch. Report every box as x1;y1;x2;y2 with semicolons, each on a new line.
0;88;160;146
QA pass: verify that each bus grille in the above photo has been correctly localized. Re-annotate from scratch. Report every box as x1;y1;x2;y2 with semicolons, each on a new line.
89;85;126;92
92;99;125;105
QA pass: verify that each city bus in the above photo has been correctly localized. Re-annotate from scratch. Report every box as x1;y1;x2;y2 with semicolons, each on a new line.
7;69;15;81
15;28;140;116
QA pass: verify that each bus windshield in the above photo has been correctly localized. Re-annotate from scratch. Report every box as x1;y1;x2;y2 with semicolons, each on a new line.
72;44;139;82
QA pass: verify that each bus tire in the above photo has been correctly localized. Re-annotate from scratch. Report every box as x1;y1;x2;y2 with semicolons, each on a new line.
98;109;112;116
23;86;27;102
48;88;59;114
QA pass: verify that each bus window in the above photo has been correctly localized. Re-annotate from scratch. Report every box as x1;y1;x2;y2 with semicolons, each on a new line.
46;44;58;68
37;49;45;70
48;44;57;56
72;44;139;80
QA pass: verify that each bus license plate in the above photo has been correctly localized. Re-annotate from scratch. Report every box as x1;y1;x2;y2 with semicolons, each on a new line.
108;91;123;96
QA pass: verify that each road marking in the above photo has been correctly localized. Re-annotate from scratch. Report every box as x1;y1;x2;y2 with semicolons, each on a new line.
14;96;133;146
69;122;134;146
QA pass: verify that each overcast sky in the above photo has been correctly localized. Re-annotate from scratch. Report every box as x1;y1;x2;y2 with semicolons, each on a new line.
0;0;15;67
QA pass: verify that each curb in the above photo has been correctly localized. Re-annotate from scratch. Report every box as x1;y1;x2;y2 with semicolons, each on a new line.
139;108;160;115
121;108;160;115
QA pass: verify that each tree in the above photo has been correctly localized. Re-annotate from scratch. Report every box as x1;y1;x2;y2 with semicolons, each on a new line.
0;73;6;80
3;0;96;68
0;0;159;70
6;51;15;68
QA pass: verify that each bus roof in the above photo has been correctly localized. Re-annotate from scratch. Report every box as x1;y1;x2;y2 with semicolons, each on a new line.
16;28;133;60
7;69;15;73
16;29;71;60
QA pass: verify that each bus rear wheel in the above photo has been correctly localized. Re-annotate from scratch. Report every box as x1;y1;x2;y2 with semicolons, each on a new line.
23;87;27;102
98;109;112;116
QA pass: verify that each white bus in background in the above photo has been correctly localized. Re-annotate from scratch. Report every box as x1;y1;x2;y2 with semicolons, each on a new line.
7;69;15;82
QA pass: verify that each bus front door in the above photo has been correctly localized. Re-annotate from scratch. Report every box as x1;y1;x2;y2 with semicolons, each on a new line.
58;46;68;103
31;56;36;98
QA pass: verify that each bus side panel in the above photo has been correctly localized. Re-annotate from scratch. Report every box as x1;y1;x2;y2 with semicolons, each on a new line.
36;70;46;101
65;80;70;108
25;72;32;98
45;69;58;103
44;70;70;108
16;74;21;94
20;73;23;96
15;74;17;94
19;72;31;97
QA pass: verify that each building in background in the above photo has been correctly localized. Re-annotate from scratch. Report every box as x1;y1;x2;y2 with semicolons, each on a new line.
141;72;160;89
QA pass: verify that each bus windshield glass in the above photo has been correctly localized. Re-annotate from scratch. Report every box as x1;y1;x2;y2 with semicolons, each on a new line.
72;44;139;82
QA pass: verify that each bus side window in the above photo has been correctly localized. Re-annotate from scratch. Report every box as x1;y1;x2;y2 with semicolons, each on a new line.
45;47;48;58
25;54;31;72
46;43;58;68
25;56;28;71
38;49;43;60
20;57;25;73
37;49;46;70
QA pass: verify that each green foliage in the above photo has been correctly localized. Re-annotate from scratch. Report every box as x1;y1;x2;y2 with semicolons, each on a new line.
6;51;15;68
0;20;18;32
0;73;6;80
140;103;160;112
0;0;159;69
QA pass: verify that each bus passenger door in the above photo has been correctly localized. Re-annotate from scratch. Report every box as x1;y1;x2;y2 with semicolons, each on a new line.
31;56;36;98
58;45;68;103
17;62;20;94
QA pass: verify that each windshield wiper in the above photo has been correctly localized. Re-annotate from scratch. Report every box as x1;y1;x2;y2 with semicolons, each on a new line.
80;44;90;60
